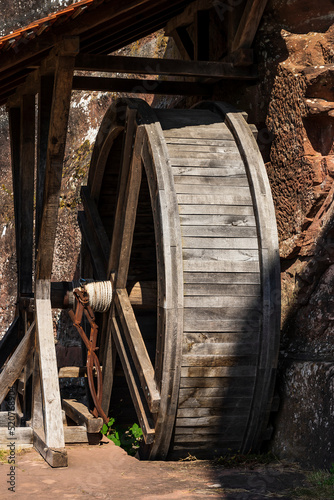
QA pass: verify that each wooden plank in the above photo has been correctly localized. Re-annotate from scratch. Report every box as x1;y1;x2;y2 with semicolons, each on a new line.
19;93;35;294
183;342;258;357
62;399;103;434
164;128;234;140
170;155;242;167
178;193;252;206
64;426;89;444
179;385;255;399
166;138;235;146
175;415;249;426
181;366;256;378
169;145;238;155
36;74;54;248
178;204;253;215
180;214;256;226
183;331;259;346
182;237;258;249
181;353;257;366
184;283;260;296
0;427;33;447
171;166;246;177
110;315;155;444
170;27;194;60
184;271;261;284
232;0;269;52
174;179;249;190
72;76;213;96
182;225;257;238
182;248;259;262
178;396;253;409
176;407;250;418
180;377;255;389
74;53;257;80
175;184;250;196
184;306;261;322
115;289;160;413
0;411;19;426
0;317;20;369
0;321;35;405
184;295;259;308
35;280;65;450
173;434;242;445
8;107;21;280
184;319;260;333
183;260;260;272
36;44;78;280
33;429;67;468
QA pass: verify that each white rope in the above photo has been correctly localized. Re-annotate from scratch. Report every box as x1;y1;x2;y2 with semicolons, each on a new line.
84;281;113;312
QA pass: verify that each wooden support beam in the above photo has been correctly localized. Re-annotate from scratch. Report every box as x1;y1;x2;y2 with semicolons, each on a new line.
0;426;33;447
8;106;21;291
0;317;20;369
35;280;65;451
115;289;160;413
33;428;67;468
62;399;103;433
36;74;54;248
75;53;256;79
165;0;213;33
194;10;210;61
19;93;35;295
170;27;194;61
0;321;35;405
232;0;269;52
36;38;79;280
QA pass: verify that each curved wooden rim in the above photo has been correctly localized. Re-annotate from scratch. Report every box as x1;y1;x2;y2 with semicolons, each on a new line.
87;98;184;459
194;101;281;450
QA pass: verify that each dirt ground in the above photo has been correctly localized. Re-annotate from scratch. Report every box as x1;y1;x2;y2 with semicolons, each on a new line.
0;439;309;500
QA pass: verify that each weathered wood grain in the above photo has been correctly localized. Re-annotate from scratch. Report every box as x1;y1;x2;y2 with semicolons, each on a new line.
0;321;35;405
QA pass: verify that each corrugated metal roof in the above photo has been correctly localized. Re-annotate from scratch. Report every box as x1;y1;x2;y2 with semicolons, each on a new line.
0;0;194;105
0;0;96;53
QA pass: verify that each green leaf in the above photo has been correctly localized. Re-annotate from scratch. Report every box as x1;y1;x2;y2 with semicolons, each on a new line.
108;417;115;427
102;424;108;434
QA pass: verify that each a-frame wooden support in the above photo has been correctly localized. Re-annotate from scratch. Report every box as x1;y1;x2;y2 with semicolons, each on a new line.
0;37;79;467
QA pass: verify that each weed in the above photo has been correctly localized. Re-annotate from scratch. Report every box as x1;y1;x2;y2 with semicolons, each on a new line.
101;417;143;456
291;464;334;499
215;451;278;468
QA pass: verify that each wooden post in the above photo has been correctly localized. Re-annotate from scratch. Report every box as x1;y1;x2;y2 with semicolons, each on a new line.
36;37;79;280
8;107;21;289
36;74;54;249
19;94;36;295
34;280;67;466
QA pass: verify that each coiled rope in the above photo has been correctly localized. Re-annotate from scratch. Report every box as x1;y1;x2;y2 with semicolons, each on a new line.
83;281;113;312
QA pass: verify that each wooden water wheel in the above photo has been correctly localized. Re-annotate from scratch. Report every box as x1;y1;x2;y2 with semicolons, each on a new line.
79;98;280;460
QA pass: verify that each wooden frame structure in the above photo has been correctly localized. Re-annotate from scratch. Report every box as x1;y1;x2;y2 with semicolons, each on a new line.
0;0;271;467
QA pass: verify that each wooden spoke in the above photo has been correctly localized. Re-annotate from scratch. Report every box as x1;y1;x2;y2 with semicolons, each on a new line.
114;288;160;413
108;107;139;282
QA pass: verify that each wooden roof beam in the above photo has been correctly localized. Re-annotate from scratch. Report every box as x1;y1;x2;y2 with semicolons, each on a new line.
231;0;269;52
75;53;257;79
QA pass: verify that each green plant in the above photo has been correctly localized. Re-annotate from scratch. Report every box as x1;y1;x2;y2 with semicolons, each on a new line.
291;464;334;499
101;417;143;456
